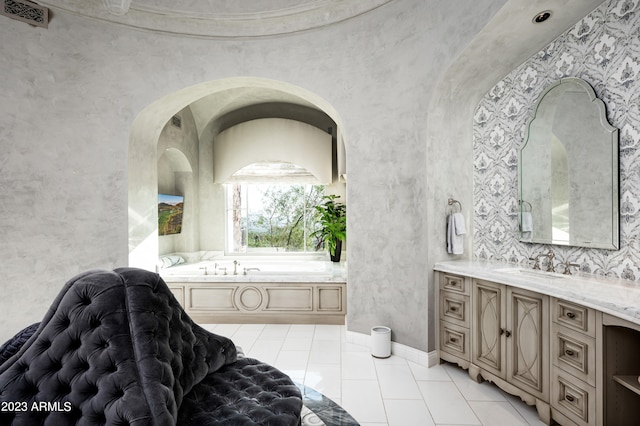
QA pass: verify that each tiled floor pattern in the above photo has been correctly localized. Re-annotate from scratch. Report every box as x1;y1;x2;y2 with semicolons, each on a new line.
200;323;547;426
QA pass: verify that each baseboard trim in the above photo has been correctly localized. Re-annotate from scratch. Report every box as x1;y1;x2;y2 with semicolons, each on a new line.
345;330;438;367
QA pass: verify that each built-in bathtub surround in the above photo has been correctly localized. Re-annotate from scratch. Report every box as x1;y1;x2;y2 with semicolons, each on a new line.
160;254;347;324
473;0;640;280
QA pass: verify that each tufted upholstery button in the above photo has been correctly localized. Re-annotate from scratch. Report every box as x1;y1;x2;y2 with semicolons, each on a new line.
90;317;101;328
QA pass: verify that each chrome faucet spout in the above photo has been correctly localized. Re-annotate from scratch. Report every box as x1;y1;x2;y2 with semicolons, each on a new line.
243;267;261;275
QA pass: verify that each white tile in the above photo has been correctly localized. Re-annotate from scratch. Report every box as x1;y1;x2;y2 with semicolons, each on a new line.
314;324;344;341
418;381;481;425
209;323;241;337
305;363;342;399
245;339;282;364
287;324;316;338
281;337;313;351
408;361;452;382
468;401;530;426
344;341;371;352
443;363;507;401
375;363;423;399
235;324;265;333
504;393;547;426
342;380;387;424
274;351;309;382
309;340;341;364
373;354;408;365
261;324;291;337
342;351;377;380
384;400;435;426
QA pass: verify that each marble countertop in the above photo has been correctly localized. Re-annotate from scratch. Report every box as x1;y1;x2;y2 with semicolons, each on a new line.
434;260;640;327
161;274;347;284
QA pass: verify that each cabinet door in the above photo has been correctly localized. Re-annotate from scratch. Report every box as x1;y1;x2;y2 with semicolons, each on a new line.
472;279;506;378
507;287;549;401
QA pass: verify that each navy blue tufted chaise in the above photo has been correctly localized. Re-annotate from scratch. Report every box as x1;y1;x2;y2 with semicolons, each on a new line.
0;268;302;425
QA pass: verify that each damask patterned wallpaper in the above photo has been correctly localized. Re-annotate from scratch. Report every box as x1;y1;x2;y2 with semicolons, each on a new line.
473;0;640;280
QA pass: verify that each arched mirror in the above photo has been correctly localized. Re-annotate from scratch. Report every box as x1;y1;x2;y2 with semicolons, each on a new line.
519;77;619;249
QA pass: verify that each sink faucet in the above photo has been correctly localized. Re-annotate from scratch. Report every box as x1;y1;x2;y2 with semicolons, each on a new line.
529;250;555;272
561;260;580;275
544;250;555;272
243;267;261;275
199;266;208;275
233;260;240;275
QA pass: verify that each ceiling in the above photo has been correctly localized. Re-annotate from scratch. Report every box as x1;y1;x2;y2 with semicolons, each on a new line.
35;0;393;38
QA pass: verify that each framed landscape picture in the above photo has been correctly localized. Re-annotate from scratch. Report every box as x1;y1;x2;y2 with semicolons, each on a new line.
158;194;184;235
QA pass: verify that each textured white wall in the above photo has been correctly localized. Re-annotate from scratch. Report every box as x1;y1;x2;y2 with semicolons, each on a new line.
0;0;502;349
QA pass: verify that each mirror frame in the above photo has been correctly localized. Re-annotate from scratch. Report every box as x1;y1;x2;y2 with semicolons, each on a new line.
519;77;619;250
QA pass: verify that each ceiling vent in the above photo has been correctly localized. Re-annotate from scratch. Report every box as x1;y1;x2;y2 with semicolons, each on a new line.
1;0;48;28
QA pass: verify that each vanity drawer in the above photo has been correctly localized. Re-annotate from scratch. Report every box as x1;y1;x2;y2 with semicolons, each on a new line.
440;291;470;327
440;273;468;295
552;323;596;386
551;367;596;426
552;298;596;337
440;322;470;361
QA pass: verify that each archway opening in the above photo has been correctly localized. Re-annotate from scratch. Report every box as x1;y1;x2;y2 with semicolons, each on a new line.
128;77;347;270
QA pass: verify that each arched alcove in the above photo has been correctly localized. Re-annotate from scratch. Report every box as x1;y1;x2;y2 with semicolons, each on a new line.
128;77;347;270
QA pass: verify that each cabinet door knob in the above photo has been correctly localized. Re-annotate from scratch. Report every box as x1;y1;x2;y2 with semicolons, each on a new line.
565;349;575;357
450;337;459;343
450;306;458;312
565;395;575;402
504;330;511;338
500;328;505;335
566;312;576;319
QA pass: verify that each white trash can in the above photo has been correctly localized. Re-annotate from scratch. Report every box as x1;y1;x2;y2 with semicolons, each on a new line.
371;326;391;358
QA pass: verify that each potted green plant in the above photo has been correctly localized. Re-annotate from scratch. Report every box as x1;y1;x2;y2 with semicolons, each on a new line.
314;195;346;262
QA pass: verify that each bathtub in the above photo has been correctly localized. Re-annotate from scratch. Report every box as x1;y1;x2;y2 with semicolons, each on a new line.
159;256;347;325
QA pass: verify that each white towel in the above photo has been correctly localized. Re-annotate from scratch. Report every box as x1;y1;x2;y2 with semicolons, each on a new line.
447;213;465;255
520;212;533;232
453;213;466;236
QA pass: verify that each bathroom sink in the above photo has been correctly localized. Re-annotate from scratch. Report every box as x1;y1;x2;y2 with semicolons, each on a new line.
494;268;566;280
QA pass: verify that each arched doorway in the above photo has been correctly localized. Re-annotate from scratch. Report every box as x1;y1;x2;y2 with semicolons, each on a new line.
128;77;346;270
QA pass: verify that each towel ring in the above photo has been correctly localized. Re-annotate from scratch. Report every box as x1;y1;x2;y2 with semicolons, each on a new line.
519;200;532;212
448;198;462;213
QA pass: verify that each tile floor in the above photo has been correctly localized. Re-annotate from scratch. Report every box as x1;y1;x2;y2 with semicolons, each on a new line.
200;323;547;426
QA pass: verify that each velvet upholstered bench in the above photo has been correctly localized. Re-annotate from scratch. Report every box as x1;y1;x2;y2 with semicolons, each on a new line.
0;268;302;425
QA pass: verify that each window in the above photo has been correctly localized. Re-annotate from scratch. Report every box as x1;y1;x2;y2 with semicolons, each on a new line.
225;183;325;253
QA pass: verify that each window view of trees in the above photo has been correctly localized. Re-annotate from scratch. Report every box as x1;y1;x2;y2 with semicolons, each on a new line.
226;184;325;253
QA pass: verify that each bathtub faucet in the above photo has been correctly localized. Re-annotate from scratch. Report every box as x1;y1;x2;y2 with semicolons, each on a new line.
233;260;240;275
243;267;261;275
